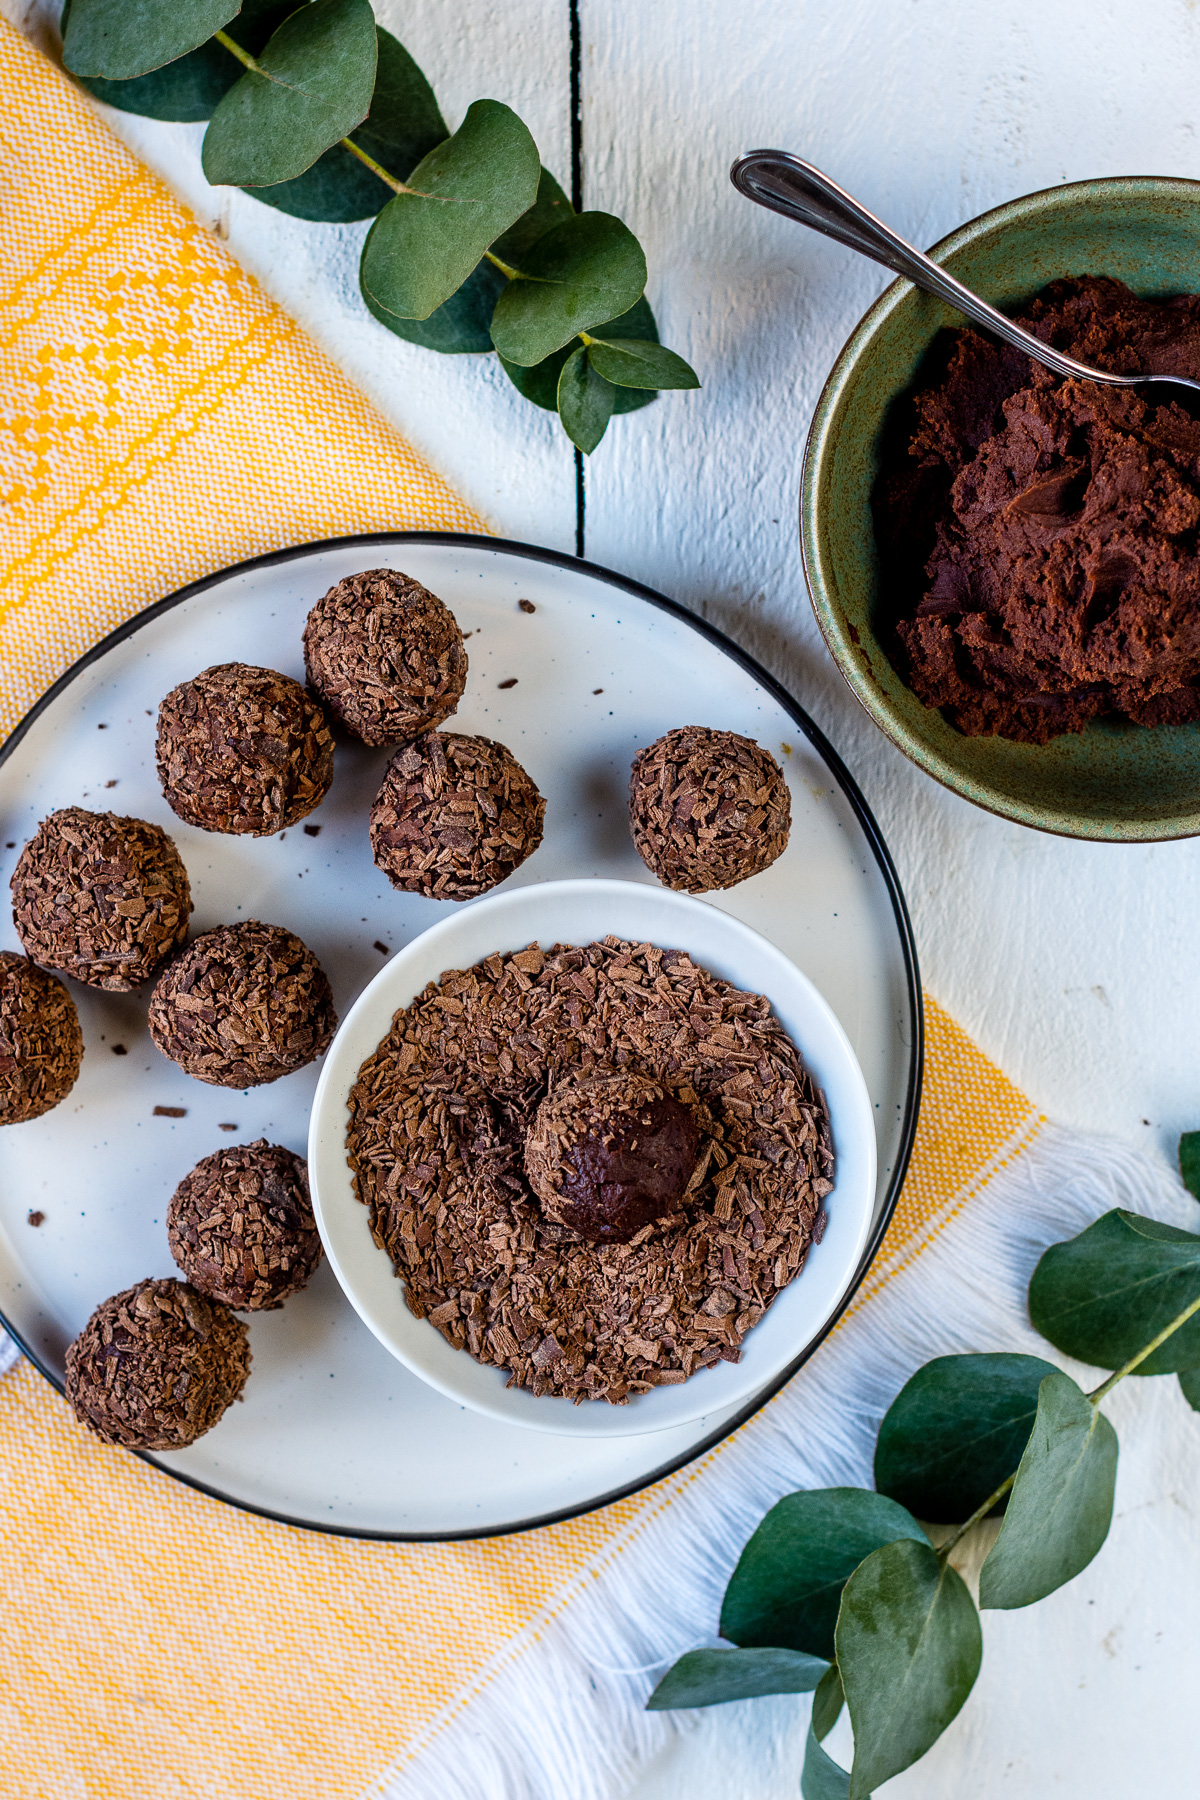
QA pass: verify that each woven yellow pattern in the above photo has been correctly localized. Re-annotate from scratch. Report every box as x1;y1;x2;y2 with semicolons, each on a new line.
0;27;1047;1800
0;23;482;738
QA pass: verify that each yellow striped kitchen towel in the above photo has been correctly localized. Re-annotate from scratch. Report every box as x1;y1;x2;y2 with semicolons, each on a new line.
0;24;1184;1800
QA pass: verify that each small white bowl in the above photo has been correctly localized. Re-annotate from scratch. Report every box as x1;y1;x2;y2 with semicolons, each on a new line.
308;878;877;1438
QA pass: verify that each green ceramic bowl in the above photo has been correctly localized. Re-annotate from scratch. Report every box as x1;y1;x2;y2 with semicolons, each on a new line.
801;176;1200;841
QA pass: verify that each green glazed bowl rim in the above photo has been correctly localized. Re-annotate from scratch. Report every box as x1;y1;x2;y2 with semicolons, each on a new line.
800;173;1200;842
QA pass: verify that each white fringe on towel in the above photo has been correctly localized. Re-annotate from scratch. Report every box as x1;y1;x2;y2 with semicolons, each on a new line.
376;1123;1197;1800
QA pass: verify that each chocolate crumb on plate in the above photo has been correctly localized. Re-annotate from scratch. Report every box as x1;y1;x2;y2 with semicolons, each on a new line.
303;567;467;746
149;920;336;1088
27;1211;43;1227
156;663;333;836
153;1105;187;1118
11;808;192;990
65;1277;250;1449
112;1044;128;1056
167;1139;321;1310
303;824;321;837
518;599;536;613
347;935;833;1404
0;952;83;1125
497;678;518;689
629;726;791;893
369;731;545;901
373;941;390;955
218;1122;237;1132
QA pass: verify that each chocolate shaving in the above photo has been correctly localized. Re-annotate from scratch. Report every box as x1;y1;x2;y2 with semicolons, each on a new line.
148;920;336;1089
153;1105;187;1118
303;568;467;747
369;731;545;901
347;936;834;1404
11;808;192;991
629;727;791;893
65;1277;250;1450
167;1139;321;1310
0;952;82;1125
156;663;333;836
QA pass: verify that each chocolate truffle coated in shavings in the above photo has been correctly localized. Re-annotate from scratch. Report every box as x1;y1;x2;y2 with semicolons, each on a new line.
370;731;545;901
525;1071;701;1243
167;1139;321;1310
303;567;468;747
11;808;192;990
347;936;833;1404
629;727;791;893
0;952;82;1124
148;920;336;1088
65;1277;250;1450
156;663;334;836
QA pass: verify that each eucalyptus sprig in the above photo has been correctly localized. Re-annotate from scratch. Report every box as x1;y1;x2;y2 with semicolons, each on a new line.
59;0;699;452
648;1133;1200;1798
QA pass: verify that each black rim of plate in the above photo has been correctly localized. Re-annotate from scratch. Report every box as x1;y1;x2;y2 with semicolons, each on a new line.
0;531;924;1542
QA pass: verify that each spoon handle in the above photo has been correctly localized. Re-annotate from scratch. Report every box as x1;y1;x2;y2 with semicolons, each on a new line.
729;151;1111;386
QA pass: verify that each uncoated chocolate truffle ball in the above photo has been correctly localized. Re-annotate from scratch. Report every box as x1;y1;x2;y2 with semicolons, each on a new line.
524;1071;701;1244
0;952;83;1125
156;662;334;836
11;808;192;991
65;1277;250;1450
167;1139;321;1310
629;726;791;893
370;731;545;901
148;920;336;1089
303;567;468;747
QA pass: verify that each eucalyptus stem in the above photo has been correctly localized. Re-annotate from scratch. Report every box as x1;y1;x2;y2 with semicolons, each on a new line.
1086;1288;1200;1403
213;28;415;196
936;1473;1016;1562
938;1287;1200;1561
484;249;519;278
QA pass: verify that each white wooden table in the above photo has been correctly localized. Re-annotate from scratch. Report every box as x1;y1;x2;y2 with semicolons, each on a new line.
7;0;1200;1791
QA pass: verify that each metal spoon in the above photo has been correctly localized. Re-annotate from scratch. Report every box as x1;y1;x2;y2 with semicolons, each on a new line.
729;151;1200;402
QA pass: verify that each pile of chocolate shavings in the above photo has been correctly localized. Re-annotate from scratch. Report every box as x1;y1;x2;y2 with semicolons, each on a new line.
347;937;834;1404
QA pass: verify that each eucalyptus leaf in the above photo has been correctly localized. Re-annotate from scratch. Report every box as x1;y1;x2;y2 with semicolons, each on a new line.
360;100;540;322
585;336;698;391
978;1369;1118;1610
1178;1367;1200;1411
202;0;378;188
251;28;447;222
364;259;506;353
62;0;294;121
803;1650;850;1798
489;211;647;366
498;296;661;413
491;167;573;266
1029;1208;1200;1375
557;346;615;453
719;1488;926;1663
874;1353;1057;1523
1181;1131;1200;1202
811;1662;844;1740
645;1646;829;1711
63;0;239;80
836;1537;982;1798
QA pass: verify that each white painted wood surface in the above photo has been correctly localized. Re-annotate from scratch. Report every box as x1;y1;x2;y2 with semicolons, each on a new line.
6;1;1200;1792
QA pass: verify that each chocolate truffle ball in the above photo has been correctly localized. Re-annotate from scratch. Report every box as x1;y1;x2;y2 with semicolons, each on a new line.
65;1277;250;1450
370;731;545;901
167;1139;321;1310
156;662;334;836
148;920;336;1088
524;1071;701;1244
11;808;192;991
303;567;468;747
0;952;83;1125
629;726;791;893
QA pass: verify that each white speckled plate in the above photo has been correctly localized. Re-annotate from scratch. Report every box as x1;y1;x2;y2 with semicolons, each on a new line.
0;534;921;1538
